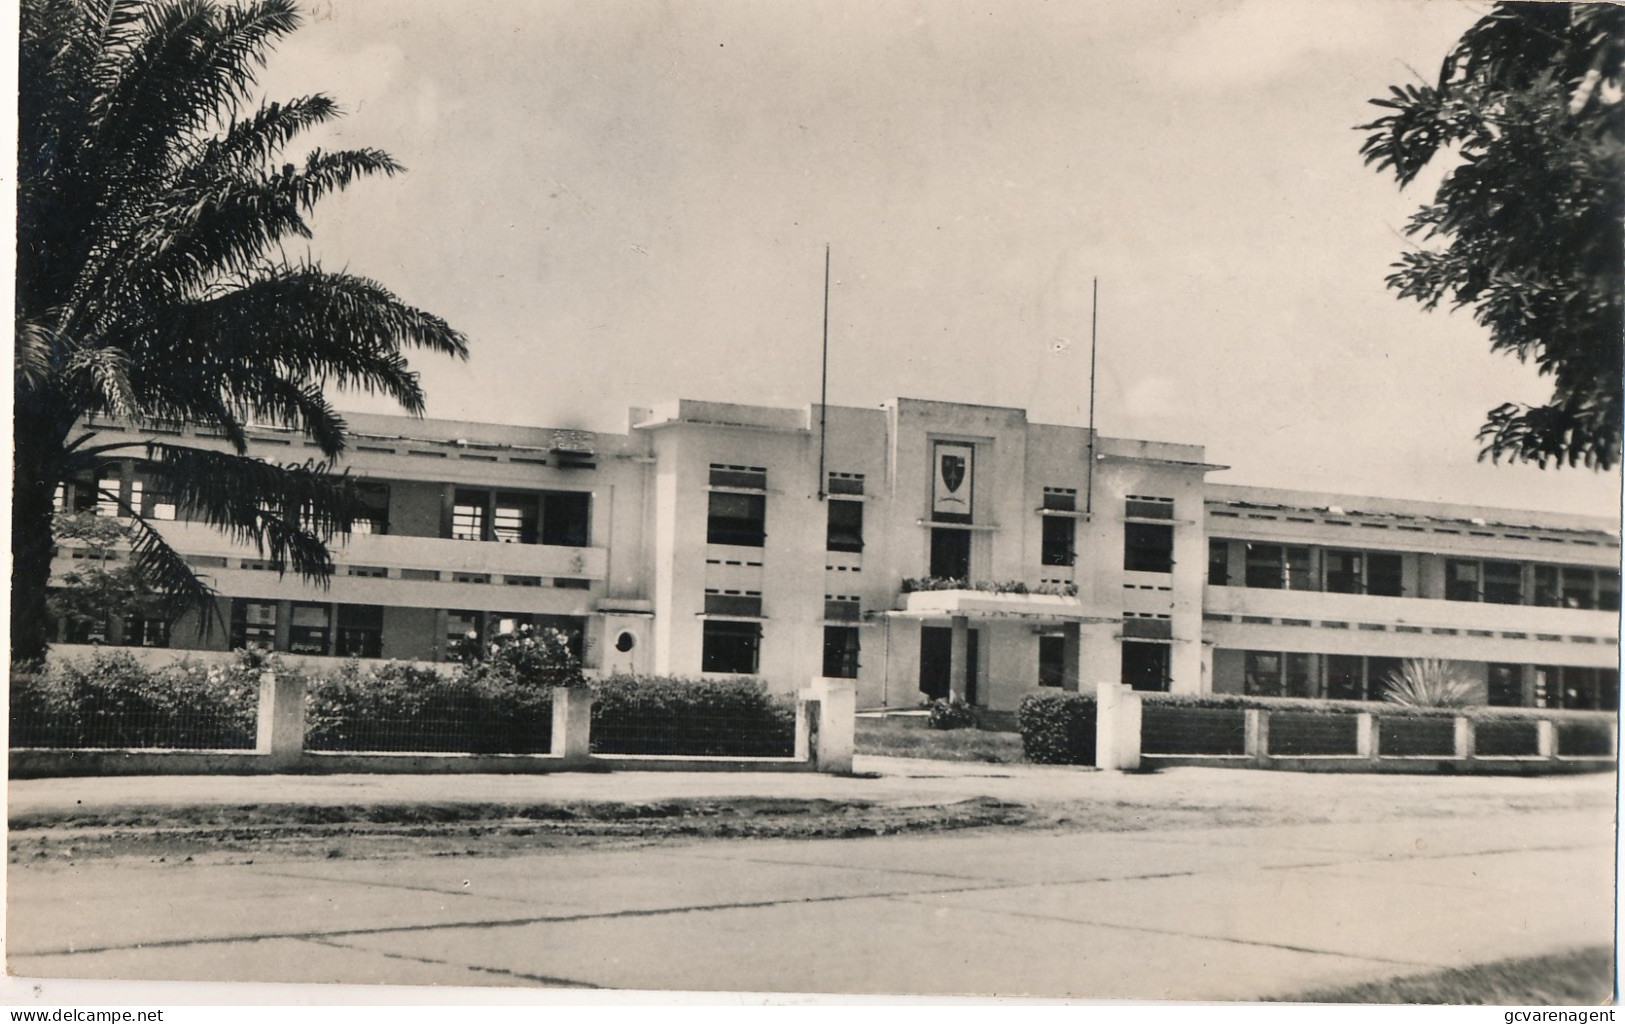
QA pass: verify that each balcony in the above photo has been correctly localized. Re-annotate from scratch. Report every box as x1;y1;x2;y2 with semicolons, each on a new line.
1204;585;1618;638
894;583;1114;623
61;519;608;581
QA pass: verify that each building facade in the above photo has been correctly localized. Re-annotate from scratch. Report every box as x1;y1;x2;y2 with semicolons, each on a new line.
49;398;1621;713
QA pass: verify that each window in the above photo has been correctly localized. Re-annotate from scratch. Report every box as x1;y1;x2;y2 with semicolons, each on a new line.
827;499;864;553
1533;565;1562;606
710;464;767;489
1445;560;1480;602
1326;655;1364;701
1124;496;1173;520
336;604;384;658
1324;550;1362;593
1208;539;1230;586
822;626;859;678
824;596;861;621
1365;656;1403;702
492;492;539;544
1482;562;1522;605
231;600;278;651
827;472;864;496
1121;641;1170;691
707;492;765;546
451;489;487;541
445;609;483;660
1037;635;1067;687
288;602;331;654
541;491;590;547
1245;544;1283;589
1366;552;1403;597
1244;544;1312;590
1600;571;1620;612
350;483;389;535
1562;567;1597;610
1043;488;1077;512
704;591;763;617
930;527;971;581
1124;523;1173;574
1246;651;1317;698
1537;666;1620;711
1041;515;1074;567
702;620;760;674
122;614;170;649
94;471;121;517
1487;663;1523;707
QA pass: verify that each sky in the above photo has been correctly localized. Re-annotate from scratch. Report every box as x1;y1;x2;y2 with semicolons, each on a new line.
253;0;1622;518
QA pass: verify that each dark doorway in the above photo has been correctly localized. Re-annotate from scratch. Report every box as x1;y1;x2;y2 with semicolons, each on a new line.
919;626;980;703
1121;641;1170;691
929;528;971;581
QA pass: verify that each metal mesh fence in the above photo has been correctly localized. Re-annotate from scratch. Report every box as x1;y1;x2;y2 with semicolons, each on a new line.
1267;712;1358;756
304;678;552;754
1141;705;1245;756
1556;720;1615;758
1473;719;1540;757
1377;717;1455;757
9;669;257;750
590;677;797;757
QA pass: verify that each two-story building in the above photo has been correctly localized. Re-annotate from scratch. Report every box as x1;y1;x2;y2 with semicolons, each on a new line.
47;397;1620;714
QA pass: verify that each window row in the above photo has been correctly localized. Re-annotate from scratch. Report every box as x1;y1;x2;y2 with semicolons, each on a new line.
696;620;862;679
1238;649;1619;710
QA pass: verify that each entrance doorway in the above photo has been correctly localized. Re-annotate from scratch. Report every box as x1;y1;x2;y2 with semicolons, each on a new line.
919;626;980;704
929;528;971;581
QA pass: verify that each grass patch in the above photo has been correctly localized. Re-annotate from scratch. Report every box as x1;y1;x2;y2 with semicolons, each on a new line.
855;716;1026;763
1277;946;1615;1005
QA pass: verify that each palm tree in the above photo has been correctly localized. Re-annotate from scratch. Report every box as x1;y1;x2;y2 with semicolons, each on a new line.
14;0;468;662
1381;658;1486;709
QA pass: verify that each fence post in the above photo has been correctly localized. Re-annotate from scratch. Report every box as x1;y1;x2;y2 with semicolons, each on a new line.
1244;709;1270;768
1536;719;1557;760
1095;682;1142;771
255;670;307;770
803;677;854;773
1355;713;1375;761
551;685;593;763
1454;716;1474;761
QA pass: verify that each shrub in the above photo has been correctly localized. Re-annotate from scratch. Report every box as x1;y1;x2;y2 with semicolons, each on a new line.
10;650;258;749
304;660;552;754
1382;658;1484;708
465;626;586;689
926;697;977;730
590;674;796;757
1018;693;1096;765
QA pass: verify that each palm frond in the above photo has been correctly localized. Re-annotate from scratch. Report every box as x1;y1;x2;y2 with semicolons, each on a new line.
1382;658;1485;708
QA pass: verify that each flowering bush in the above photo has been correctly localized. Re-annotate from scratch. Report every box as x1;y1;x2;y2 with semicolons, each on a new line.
900;578;1078;597
926;697;978;730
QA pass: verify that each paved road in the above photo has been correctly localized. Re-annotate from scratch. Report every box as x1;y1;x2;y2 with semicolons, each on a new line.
7;770;1616;1001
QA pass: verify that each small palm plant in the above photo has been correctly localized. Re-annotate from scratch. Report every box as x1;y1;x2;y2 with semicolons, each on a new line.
1382;658;1485;708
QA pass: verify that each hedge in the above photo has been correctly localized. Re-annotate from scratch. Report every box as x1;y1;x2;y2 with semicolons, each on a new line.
1017;693;1096;765
589;674;797;757
305;660;553;754
10;651;259;750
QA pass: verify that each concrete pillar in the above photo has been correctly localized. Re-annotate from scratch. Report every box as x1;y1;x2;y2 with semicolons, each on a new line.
1095;682;1142;771
795;698;816;763
255;670;307;770
1536;719;1556;759
1245;709;1270;767
1454;716;1474;760
1355;713;1375;760
808;677;855;773
1061;622;1081;693
948;615;969;702
550;685;593;763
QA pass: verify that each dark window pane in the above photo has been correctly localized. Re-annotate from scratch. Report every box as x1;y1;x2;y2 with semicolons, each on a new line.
707;492;766;546
1121;642;1170;691
1042;490;1076;512
827;499;864;552
493;492;539;544
1482;562;1522;605
1324;550;1362;594
1037;635;1066;687
1284;547;1315;591
1487;663;1523;706
704;593;763;617
1446;560;1480;602
1124;523;1174;574
1367;553;1403;597
1244;651;1283;697
1245;544;1283;589
709;466;766;489
231;600;279;651
930;528;971;581
1533;565;1562;606
1326;654;1363;701
1285;652;1316;698
1366;656;1403;702
702;620;761;674
541;491;591;547
1208;539;1229;586
1125;498;1173;520
1042;515;1075;566
1562;567;1596;610
822;626;859;678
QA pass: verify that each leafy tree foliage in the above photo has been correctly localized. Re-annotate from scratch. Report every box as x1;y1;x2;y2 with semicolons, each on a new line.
1359;2;1624;470
14;0;467;661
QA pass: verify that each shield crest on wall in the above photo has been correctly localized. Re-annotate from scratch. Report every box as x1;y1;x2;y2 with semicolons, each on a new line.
941;454;965;493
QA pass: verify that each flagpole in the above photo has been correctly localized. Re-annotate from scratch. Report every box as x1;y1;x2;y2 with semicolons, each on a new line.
1086;276;1098;516
817;245;830;501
